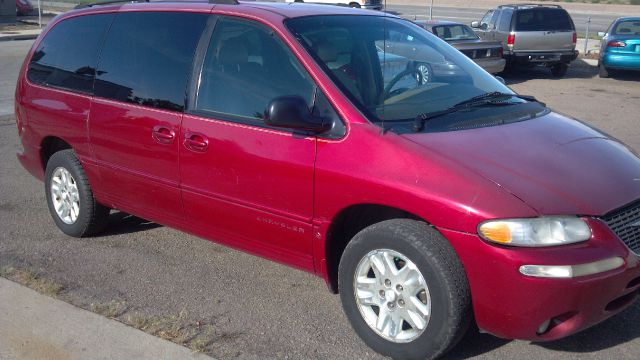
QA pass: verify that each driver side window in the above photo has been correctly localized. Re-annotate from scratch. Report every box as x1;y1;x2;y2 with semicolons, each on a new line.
195;17;315;122
480;10;495;28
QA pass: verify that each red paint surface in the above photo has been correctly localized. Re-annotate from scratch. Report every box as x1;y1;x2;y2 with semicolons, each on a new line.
15;2;640;342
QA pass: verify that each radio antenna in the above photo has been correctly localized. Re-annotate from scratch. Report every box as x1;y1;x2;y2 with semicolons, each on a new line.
380;0;387;135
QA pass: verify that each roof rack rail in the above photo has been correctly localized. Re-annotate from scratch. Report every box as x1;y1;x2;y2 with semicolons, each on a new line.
498;3;562;9
74;0;238;8
74;0;148;9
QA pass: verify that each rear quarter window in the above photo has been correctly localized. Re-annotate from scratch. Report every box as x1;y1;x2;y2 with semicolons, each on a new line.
613;20;640;35
514;8;574;31
94;12;208;112
27;14;114;94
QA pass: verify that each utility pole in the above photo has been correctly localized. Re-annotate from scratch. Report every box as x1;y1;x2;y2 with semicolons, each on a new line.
429;0;434;20
584;17;591;55
0;0;17;24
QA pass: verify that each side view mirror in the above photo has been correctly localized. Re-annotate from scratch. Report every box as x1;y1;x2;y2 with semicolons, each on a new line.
495;75;506;85
471;21;480;28
597;32;606;37
264;96;331;133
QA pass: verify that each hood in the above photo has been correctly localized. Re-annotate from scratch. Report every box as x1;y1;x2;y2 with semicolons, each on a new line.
403;112;640;216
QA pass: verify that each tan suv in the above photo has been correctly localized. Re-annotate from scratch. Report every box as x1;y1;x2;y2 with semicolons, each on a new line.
472;4;578;77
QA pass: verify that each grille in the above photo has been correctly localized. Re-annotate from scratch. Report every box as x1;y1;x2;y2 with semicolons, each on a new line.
602;199;640;255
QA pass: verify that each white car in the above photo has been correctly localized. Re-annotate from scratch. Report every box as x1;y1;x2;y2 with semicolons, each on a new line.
285;0;383;10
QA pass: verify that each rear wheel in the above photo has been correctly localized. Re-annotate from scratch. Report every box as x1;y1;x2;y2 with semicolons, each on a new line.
550;63;568;77
598;62;610;78
45;149;110;237
338;219;471;360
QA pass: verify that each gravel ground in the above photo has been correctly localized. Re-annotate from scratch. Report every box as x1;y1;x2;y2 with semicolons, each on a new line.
1;41;640;359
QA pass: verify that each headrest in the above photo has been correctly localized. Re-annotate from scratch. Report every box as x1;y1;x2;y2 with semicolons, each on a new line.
313;41;338;63
219;40;248;65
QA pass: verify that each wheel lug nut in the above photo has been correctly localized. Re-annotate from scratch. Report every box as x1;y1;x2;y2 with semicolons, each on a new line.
396;285;403;292
379;290;385;298
398;299;405;306
384;279;391;287
388;302;395;309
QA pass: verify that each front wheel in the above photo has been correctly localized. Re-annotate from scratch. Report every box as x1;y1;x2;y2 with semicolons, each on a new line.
338;219;471;360
349;2;361;8
45;149;110;237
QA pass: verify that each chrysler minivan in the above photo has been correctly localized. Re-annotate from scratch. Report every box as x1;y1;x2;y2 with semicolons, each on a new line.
15;1;640;359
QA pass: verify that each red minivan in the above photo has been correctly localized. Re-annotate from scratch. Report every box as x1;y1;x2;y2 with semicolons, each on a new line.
14;1;640;359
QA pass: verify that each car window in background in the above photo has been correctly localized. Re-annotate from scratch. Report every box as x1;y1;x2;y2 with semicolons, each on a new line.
94;12;208;112
195;17;315;123
514;8;573;31
27;14;114;94
432;25;479;41
480;10;494;28
286;15;518;129
488;10;500;29
613;20;640;35
497;9;513;31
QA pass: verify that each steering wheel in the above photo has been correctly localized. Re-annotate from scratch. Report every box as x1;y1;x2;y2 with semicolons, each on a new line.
383;64;432;100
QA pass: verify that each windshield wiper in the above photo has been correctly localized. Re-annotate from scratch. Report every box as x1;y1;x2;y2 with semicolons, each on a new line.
412;92;545;132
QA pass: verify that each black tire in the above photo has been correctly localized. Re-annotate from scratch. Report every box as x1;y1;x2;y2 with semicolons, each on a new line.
349;2;361;8
598;62;609;78
338;219;472;360
45;149;110;237
550;63;568;78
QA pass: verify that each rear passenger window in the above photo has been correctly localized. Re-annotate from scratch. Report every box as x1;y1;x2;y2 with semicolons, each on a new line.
94;12;208;112
497;9;513;31
28;14;113;94
194;17;315;123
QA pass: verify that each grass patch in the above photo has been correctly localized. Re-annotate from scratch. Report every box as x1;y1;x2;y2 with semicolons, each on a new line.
123;310;218;353
90;300;127;318
1;266;64;297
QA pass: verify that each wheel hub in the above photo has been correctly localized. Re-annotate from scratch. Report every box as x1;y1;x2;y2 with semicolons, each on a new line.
50;167;80;225
353;249;431;343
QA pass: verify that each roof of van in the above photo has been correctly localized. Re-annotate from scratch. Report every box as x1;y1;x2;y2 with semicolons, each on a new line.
65;1;388;20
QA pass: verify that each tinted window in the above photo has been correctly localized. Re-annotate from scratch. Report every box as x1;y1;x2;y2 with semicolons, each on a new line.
28;14;113;94
497;9;513;31
480;10;494;27
488;10;500;29
514;9;573;31
432;25;479;40
195;17;315;123
613;20;640;35
94;12;207;112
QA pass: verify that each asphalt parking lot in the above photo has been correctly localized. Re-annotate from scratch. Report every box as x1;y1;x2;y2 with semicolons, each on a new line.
1;40;640;359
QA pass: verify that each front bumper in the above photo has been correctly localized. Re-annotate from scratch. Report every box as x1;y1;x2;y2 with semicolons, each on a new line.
439;218;640;341
602;52;640;71
474;57;506;74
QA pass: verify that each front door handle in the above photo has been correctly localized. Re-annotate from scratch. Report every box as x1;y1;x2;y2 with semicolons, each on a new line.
152;125;175;144
184;132;208;153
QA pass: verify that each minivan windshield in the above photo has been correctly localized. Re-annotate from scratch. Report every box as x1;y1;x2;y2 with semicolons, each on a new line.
514;8;574;32
286;15;542;132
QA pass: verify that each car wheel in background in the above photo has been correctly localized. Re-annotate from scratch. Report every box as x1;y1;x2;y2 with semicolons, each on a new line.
45;149;110;237
550;63;568;78
338;219;471;359
598;62;610;78
349;2;361;8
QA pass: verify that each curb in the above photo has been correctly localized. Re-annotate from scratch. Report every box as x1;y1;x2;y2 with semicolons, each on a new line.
0;34;39;41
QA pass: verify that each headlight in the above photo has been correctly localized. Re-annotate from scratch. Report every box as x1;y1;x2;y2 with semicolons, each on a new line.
478;216;591;247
